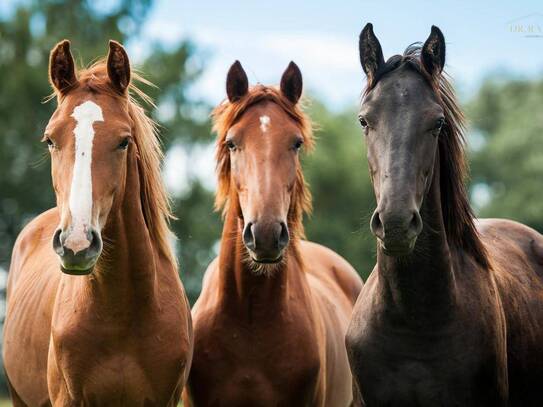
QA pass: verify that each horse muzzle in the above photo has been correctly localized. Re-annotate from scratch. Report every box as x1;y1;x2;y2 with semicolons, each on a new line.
53;227;102;275
371;208;422;257
242;220;289;264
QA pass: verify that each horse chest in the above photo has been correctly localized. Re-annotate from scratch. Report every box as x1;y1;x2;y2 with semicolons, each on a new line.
49;315;189;405
356;353;463;406
189;312;322;406
348;320;505;406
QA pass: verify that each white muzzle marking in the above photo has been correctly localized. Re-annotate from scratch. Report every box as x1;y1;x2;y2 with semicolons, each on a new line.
64;100;104;254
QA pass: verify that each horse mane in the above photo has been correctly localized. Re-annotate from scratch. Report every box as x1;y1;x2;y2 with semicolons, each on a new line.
364;45;490;268
72;60;176;265
212;85;314;240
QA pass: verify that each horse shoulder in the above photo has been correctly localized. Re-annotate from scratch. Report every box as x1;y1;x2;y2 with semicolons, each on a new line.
189;257;222;368
191;256;219;318
299;240;361;406
8;208;59;290
345;267;378;370
6;206;60;319
4;207;60;407
155;256;194;379
478;218;543;267
300;240;363;304
477;218;543;292
348;266;378;330
476;217;543;401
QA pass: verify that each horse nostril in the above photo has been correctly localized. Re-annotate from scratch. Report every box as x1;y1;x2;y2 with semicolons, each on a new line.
88;228;103;256
370;211;384;239
409;211;423;237
243;222;256;251
52;229;64;256
277;222;289;250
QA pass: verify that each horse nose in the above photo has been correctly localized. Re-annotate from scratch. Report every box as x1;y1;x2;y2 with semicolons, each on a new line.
370;208;422;250
409;211;423;238
242;220;289;262
242;222;256;251
277;222;289;251
53;227;102;274
370;210;385;240
52;228;64;256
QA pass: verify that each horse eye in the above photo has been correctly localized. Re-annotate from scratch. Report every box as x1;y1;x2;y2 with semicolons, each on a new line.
293;139;304;151
118;137;130;150
435;118;445;131
45;137;54;149
358;116;368;128
226;139;236;151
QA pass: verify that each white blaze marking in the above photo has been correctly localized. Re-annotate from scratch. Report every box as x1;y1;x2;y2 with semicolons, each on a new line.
65;101;103;253
260;115;271;133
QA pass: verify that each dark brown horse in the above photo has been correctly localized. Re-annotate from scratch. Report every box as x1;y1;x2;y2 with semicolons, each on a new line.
3;40;193;405
346;24;543;406
183;61;363;406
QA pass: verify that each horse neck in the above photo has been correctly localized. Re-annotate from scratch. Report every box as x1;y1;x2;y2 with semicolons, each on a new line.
376;152;456;325
217;195;306;319
77;147;159;312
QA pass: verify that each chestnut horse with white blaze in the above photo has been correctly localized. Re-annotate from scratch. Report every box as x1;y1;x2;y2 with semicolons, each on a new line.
346;24;543;406
183;62;363;406
3;40;193;406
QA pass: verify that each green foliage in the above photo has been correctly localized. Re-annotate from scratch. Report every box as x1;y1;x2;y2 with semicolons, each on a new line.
173;179;221;303
467;76;543;232
304;100;376;279
138;43;221;303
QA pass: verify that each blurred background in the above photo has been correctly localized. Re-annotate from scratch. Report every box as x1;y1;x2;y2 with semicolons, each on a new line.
0;0;542;398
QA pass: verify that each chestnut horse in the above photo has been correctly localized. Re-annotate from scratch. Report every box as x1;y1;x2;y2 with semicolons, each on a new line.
346;24;543;406
3;41;193;406
183;61;363;406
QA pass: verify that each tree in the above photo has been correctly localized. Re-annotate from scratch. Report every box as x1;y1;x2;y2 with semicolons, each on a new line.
138;43;221;302
466;76;543;232
304;99;377;279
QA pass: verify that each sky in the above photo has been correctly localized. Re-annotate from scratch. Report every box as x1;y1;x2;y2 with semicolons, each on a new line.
2;0;542;110
2;0;542;194
133;0;543;110
131;0;543;194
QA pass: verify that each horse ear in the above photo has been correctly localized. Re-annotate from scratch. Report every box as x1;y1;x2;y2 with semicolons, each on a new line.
280;61;303;104
49;40;77;94
421;26;446;76
107;40;131;93
226;60;249;102
359;23;385;86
